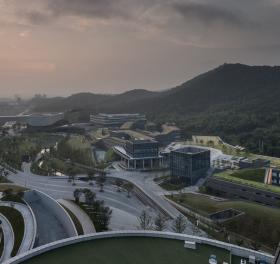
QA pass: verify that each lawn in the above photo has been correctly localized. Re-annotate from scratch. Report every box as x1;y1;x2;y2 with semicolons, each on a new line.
0;184;26;193
21;237;233;264
154;175;185;191
159;181;185;191
230;168;265;182
31;157;86;176
214;170;280;195
168;193;280;250
60;204;84;236
0;206;24;257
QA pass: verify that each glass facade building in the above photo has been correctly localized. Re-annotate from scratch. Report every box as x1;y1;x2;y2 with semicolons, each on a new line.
90;113;146;128
272;169;280;186
125;140;159;158
170;147;210;185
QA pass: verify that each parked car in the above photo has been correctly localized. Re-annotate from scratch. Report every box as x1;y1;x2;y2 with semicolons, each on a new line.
209;255;218;264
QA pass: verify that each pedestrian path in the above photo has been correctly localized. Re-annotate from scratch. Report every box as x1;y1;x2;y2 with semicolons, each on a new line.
58;199;96;234
0;202;36;254
0;213;14;262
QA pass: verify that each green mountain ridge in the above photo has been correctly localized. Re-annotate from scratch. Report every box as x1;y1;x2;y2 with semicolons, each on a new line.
31;63;280;156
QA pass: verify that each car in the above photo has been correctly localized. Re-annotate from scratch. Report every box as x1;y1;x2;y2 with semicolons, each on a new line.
240;259;247;264
209;254;218;264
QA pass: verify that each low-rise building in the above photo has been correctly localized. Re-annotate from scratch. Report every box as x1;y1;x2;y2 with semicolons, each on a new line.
113;139;163;170
239;158;270;169
170;147;210;185
0;112;65;127
90;113;146;128
205;176;280;207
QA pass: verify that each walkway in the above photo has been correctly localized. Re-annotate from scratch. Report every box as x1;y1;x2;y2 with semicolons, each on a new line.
0;202;36;254
58;199;96;234
0;213;14;262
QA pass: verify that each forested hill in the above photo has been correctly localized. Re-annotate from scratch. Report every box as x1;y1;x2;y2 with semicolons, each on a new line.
32;63;280;156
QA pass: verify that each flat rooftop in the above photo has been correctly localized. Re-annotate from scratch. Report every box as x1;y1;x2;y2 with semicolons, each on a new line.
94;113;144;117
173;146;209;154
19;237;245;264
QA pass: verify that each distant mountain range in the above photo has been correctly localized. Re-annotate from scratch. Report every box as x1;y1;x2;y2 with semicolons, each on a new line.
31;63;280;156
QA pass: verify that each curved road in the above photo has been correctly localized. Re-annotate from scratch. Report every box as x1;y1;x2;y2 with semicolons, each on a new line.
0;213;14;262
7;163;205;236
0;202;35;254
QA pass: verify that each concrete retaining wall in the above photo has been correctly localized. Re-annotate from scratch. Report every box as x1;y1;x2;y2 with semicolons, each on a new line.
24;190;77;238
5;231;274;264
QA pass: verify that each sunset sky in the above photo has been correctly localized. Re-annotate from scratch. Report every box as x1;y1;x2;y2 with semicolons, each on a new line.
1;0;280;97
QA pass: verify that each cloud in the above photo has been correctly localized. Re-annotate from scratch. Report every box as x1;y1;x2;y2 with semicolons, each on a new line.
0;60;56;73
23;10;53;25
19;30;30;38
171;2;249;27
48;0;127;18
21;0;134;24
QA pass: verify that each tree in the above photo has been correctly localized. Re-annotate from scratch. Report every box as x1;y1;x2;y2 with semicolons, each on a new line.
73;189;82;203
236;238;244;247
123;182;134;198
87;170;95;186
154;213;167;231
251;241;261;251
2;188;13;198
138;210;153;230
115;179;123;192
97;205;112;231
83;189;96;205
96;174;106;192
67;167;75;183
172;215;187;233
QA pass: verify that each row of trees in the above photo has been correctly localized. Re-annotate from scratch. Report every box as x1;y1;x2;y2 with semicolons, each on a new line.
69;168;135;198
73;188;112;232
138;210;188;234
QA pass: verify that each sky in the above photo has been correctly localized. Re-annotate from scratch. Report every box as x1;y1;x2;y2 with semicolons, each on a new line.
1;0;280;98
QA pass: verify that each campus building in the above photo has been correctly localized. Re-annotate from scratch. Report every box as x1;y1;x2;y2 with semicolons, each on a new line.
0;112;65;127
265;167;280;186
170;147;210;185
90;113;146;128
113;140;163;170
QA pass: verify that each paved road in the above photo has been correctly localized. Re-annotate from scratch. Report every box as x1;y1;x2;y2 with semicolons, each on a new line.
7;163;205;236
0;202;35;254
24;191;69;247
0;213;14;262
58;199;96;234
107;163;207;236
7;164;155;231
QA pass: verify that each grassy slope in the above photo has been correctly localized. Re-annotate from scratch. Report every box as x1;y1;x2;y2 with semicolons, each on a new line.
168;193;280;250
214;170;280;194
229;168;265;182
60;204;83;236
